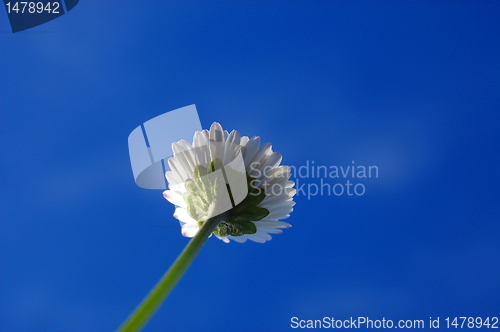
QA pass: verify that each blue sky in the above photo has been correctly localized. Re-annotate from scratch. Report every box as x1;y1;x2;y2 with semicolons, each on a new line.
1;1;499;331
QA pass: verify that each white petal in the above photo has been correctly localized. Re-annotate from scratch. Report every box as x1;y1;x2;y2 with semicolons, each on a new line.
176;141;199;172
247;231;272;243
193;130;209;147
214;234;230;243
172;139;192;154
254;152;282;181
256;227;283;234
173;207;197;225
209;123;225;162
253;220;292;228
181;223;199;237
266;213;291;221
256;231;273;242
191;145;210;168
243;136;261;167
267;205;294;219
163;190;187;208
240;136;249;146
227;130;241;145
247;143;272;175
165;170;183;186
209;122;225;142
168;181;186;193
261;190;296;206
260;197;295;211
171;151;194;179
168;157;190;182
262;166;291;181
260;171;292;191
223;130;241;165
228;235;248;243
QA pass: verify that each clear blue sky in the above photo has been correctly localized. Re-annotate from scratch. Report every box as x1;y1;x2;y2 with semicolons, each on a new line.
1;1;499;331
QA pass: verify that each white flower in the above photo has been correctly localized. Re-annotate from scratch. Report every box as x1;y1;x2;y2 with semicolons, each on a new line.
163;122;295;243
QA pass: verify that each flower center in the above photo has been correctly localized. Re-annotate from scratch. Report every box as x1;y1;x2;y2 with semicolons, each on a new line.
182;158;269;237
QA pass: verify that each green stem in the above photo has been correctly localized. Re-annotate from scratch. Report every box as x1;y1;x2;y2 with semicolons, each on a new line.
116;213;226;332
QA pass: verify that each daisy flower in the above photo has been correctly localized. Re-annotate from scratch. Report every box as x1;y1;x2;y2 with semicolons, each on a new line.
162;122;295;243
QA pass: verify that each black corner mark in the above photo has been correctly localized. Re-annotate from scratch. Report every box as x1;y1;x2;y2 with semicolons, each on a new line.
3;0;79;33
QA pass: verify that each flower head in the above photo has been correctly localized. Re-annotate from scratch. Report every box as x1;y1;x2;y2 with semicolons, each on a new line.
163;122;295;243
